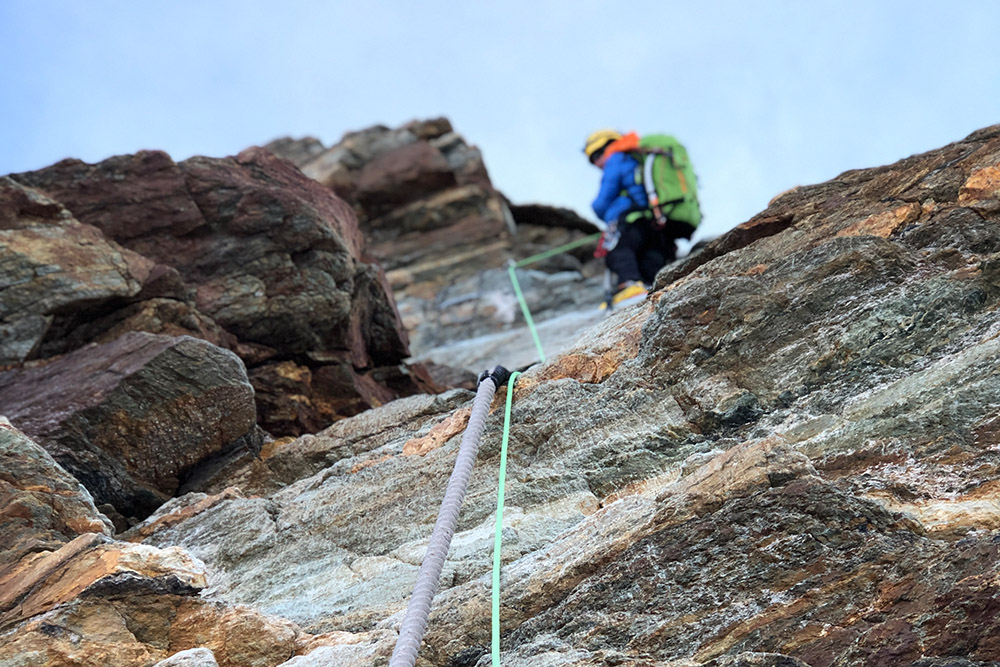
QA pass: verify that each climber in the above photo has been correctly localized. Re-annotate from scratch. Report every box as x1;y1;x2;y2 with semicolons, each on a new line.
584;129;701;305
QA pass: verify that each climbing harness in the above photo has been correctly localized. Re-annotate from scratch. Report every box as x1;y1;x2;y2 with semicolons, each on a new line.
389;366;512;667
505;232;604;363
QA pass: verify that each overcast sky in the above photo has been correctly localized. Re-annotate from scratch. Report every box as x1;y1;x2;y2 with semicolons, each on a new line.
2;1;998;243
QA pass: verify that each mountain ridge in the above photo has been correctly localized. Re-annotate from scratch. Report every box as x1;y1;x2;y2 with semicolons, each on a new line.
1;120;999;666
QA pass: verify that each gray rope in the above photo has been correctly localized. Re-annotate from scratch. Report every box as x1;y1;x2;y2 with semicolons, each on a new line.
389;377;499;667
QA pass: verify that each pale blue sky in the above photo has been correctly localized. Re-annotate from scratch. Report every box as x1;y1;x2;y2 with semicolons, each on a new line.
2;1;998;243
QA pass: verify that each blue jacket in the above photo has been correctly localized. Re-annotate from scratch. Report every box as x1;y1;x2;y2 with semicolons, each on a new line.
591;151;648;223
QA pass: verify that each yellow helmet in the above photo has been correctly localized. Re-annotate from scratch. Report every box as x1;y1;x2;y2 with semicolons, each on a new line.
583;129;622;160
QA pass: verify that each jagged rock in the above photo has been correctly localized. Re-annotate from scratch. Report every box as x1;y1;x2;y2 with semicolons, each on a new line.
0;177;154;365
0;332;260;519
0;567;308;666
11;148;407;363
268;118;471;197
0;422;268;665
0;532;208;631
291;121;514;294
0;419;113;570
0;433;326;666
8;146;436;437
11;150;205;250
356;140;458;217
247;358;443;437
177;148;402;361
267;119;607;364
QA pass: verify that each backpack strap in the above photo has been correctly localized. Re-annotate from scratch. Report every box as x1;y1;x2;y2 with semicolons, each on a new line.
641;152;670;226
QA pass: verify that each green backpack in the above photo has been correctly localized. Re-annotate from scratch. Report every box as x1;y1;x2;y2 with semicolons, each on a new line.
632;134;702;232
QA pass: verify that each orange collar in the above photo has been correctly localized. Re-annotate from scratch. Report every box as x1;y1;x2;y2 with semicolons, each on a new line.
603;132;640;157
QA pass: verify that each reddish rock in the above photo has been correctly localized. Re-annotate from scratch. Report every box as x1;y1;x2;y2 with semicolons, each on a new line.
178;147;404;365
0;332;260;519
15;147;408;367
9;146;430;436
0;405;312;667
12;150;205;248
248;361;325;437
0;534;308;666
250;358;446;437
356;140;457;217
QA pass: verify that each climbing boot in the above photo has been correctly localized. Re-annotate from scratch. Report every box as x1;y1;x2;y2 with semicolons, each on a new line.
600;281;648;311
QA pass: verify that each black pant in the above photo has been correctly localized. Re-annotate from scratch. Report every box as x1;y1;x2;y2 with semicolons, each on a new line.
606;217;678;286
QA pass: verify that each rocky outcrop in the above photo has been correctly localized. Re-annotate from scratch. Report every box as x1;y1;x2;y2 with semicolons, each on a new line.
0;422;403;666
0;333;260;520
107;124;1000;666
4;147;440;441
13;148;395;362
0;177;154;365
267;119;512;299
267;120;609;364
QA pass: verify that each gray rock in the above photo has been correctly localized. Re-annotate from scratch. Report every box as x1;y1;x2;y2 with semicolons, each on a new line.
153;648;219;667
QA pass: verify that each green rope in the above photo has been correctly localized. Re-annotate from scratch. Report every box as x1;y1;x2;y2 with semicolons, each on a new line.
513;232;602;268
506;265;546;364
506;231;602;365
492;370;520;667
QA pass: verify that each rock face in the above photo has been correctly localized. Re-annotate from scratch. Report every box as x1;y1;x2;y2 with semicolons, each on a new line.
107;124;1000;667
5;124;1000;666
267;120;609;364
4;147;437;443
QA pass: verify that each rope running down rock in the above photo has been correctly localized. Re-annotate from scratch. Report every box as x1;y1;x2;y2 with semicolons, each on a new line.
388;366;512;667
